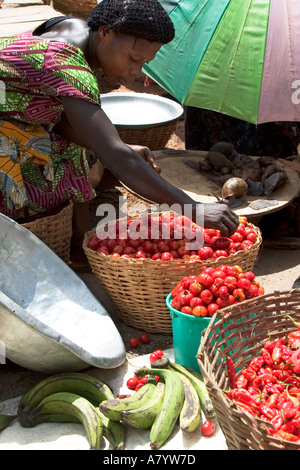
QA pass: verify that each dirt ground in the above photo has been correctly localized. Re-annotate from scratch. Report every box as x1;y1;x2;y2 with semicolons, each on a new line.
1;76;300;404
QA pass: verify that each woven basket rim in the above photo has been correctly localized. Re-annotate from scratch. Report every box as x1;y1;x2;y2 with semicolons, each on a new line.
83;218;262;266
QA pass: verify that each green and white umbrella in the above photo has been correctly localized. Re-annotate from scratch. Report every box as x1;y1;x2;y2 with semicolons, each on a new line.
143;0;300;124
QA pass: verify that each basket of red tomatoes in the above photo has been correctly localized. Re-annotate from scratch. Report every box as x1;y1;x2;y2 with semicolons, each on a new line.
82;211;262;333
197;289;300;450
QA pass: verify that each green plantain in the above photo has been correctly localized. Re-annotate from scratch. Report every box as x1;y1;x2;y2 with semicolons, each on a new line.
99;377;157;422
18;372;115;418
136;366;185;450
30;392;103;450
168;362;215;418
120;381;165;429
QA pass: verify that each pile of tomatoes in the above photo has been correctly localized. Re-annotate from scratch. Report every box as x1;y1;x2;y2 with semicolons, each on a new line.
86;213;258;261
226;319;300;444
170;265;265;317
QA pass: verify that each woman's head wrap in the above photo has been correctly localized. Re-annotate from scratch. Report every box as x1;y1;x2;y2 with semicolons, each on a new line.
87;0;175;44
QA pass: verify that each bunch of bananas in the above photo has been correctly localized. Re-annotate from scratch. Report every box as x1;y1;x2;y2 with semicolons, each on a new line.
0;359;215;450
16;372;126;450
99;358;216;450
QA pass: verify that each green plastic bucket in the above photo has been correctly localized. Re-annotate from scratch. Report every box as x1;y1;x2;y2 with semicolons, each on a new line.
166;293;212;372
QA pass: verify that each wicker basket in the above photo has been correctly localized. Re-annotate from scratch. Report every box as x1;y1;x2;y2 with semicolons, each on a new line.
116;120;178;151
197;289;300;450
21;201;73;263
52;0;97;19
82;215;262;333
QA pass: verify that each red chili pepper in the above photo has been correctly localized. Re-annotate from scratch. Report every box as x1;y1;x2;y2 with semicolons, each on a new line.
281;401;297;420
290;417;300;431
280;344;293;361
273;429;300;442
242;367;256;382
260;404;277;420
262;348;274;366
280;422;298;434
247;386;261;397
288;386;300;396
235;401;256;416
236;374;248;389
232;388;257;406
263;340;275;353
264;384;279;396
289;338;300;349
249;356;265;372
272;346;282;364
272;369;291;381
226;356;236;389
253;373;277;389
270;413;284;431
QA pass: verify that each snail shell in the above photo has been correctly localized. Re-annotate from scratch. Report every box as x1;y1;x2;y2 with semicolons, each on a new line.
221;177;248;199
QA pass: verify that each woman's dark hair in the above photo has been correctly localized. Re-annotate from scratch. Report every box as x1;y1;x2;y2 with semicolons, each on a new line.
87;0;175;44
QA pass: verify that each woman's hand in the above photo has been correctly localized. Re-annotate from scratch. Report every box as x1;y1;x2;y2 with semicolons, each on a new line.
127;145;161;173
201;203;239;237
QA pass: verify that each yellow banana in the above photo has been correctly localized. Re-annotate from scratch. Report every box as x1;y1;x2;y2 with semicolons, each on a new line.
169;362;216;419
120;381;165;429
30;392;103;450
99;378;157;422
178;374;202;433
136;366;185;450
18;372;115;416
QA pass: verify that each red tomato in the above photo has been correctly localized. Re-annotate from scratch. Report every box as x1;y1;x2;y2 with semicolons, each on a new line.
207;303;219;316
192;305;208;317
152;252;161;260
247;232;257;243
150;352;159;363
212;269;226;280
218;285;229;300
202;267;216;276
141;240;154;253
87;234;102;250
201;420;216;436
198;246;214;260
129;337;140;349
126;376;139;390
169;240;179;251
181;306;193;315
178;291;194;307
200;289;214;305
223;276;238;292
237;278;251;290
171;296;181;311
140;333;150;344
213;250;229;258
197;272;214;288
230;232;244;243
189;282;203;297
153;349;164;359
97;246;109;255
161;251;174;261
190;297;204;309
233;288;246;302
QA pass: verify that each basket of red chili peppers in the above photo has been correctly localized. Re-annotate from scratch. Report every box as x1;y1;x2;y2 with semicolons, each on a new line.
197;289;300;450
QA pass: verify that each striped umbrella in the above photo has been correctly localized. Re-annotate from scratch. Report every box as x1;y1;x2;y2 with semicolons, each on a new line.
143;0;300;124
